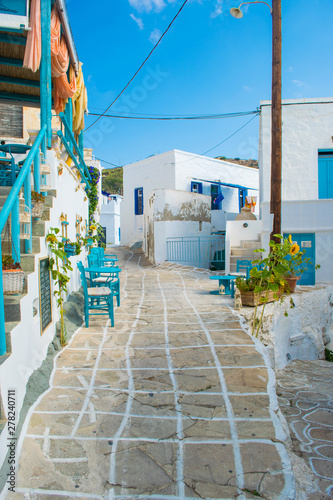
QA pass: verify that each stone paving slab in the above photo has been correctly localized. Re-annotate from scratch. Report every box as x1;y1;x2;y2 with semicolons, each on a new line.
2;248;295;499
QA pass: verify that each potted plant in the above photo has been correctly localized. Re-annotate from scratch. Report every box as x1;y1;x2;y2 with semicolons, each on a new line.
31;190;45;218
46;228;73;345
63;240;82;257
2;255;25;295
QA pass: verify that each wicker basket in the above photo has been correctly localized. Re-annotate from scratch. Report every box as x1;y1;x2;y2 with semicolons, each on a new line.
3;269;25;295
31;201;45;218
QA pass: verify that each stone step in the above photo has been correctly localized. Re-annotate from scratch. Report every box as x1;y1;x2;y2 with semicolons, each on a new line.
230;248;261;257
4;294;24;323
2;236;41;254
20;254;35;273
241;240;262;250
32;221;46;237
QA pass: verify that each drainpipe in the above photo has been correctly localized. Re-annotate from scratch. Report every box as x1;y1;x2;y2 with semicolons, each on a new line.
54;0;79;76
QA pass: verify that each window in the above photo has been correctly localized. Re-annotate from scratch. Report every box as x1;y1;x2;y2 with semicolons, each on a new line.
211;184;222;210
134;188;143;215
0;103;23;138
318;151;333;199
239;188;248;211
191;181;202;194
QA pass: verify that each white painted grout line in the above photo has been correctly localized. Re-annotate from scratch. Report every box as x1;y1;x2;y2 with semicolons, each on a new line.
156;272;185;499
108;256;146;499
175;271;245;497
70;321;111;438
229;307;296;498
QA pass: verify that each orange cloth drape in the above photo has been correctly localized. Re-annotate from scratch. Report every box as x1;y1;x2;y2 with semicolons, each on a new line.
51;5;61;57
23;0;41;72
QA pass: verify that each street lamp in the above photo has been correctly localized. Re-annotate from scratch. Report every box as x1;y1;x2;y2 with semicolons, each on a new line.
230;0;282;242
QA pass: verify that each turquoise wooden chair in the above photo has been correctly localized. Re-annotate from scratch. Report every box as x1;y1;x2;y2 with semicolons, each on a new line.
90;247;118;266
77;262;114;327
236;259;252;279
87;254;121;307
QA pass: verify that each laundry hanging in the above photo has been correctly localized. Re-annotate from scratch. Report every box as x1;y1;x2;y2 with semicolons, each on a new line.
23;0;41;72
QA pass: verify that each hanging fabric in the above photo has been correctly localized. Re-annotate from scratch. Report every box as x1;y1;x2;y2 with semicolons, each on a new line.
72;63;88;134
51;5;61;57
23;0;41;72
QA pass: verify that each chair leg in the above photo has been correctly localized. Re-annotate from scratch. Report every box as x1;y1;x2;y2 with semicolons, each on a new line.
108;296;114;327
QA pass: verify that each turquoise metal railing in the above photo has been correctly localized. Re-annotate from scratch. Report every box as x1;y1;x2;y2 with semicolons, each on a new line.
0;125;47;356
166;235;226;270
57;112;91;187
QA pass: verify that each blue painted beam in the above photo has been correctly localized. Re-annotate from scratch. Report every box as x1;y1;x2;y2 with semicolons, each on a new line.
57;130;90;188
11;197;20;264
40;0;52;151
79;130;84;157
0;57;23;67
0;34;26;45
33;150;40;194
65;98;73;153
0;239;5;356
24;172;32;254
0;92;40;103
0;75;41;88
59;112;92;182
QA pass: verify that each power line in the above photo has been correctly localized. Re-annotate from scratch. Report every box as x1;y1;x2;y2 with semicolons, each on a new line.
95;157;123;168
201;112;260;156
94;113;260;168
85;0;189;133
87;110;258;121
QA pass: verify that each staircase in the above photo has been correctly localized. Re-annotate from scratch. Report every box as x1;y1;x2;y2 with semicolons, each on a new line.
230;237;262;273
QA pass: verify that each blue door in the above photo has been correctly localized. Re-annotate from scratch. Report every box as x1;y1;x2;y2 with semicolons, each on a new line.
318;153;333;199
285;233;316;285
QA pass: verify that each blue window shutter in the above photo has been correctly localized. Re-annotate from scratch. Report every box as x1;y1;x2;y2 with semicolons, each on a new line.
318;157;333;199
134;188;143;214
198;182;202;194
134;188;138;214
191;181;202;193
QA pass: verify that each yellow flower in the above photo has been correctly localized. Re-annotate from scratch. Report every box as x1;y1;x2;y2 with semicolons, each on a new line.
290;243;300;256
90;224;97;231
288;234;292;244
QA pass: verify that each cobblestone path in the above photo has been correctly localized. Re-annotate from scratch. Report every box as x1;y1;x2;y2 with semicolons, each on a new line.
6;248;295;499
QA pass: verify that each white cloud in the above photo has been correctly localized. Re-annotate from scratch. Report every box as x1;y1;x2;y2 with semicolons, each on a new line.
149;28;162;44
292;79;305;87
243;85;252;92
130;13;144;29
211;0;223;18
128;0;167;13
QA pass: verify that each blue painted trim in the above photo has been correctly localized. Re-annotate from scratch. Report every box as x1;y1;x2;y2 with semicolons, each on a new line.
11;198;20;263
0;126;46;234
134;187;143;215
0;57;24;67
65;99;73;153
34;149;40;194
79;130;84;157
59;112;91;182
0;92;40;103
0;239;5;356
57;130;90;188
0;75;41;88
40;0;52;150
24;173;32;254
0;34;26;45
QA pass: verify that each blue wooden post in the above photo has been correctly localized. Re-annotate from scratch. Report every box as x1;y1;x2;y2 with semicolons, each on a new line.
65;98;73;153
24;172;32;254
11;198;20;264
40;0;52;153
79;130;84;157
34;148;41;193
0;240;6;355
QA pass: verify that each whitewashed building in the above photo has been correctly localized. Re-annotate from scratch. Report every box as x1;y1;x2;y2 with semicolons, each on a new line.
121;149;259;264
259;97;333;285
100;193;122;246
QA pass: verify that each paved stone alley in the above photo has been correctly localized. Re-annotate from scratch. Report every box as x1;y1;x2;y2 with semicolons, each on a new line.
5;247;296;500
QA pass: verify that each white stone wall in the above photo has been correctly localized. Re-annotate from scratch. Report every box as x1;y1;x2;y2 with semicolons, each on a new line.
121;149;259;247
100;195;122;245
259;97;333;207
0;150;89;448
146;189;212;264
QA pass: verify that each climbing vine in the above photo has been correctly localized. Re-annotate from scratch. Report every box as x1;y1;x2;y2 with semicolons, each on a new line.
86;166;100;224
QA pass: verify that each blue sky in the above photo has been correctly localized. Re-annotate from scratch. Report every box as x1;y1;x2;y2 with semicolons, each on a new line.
67;0;333;168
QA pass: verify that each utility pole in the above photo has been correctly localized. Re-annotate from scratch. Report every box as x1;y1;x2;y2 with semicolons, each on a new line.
270;0;282;241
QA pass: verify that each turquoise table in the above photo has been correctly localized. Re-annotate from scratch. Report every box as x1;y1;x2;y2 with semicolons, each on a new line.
209;275;237;298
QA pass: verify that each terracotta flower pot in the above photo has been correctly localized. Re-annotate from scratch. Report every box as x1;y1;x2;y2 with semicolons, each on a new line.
285;276;300;293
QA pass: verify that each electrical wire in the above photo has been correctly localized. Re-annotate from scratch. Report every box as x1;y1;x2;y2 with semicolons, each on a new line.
87;110;258;121
95;157;123;168
201;112;260;156
85;0;189;133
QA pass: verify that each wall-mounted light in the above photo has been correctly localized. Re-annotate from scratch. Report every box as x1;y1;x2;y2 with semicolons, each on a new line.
243;223;248;228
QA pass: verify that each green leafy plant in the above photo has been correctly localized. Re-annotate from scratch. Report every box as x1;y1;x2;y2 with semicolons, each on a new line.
2;255;21;270
46;228;73;345
87;219;106;249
